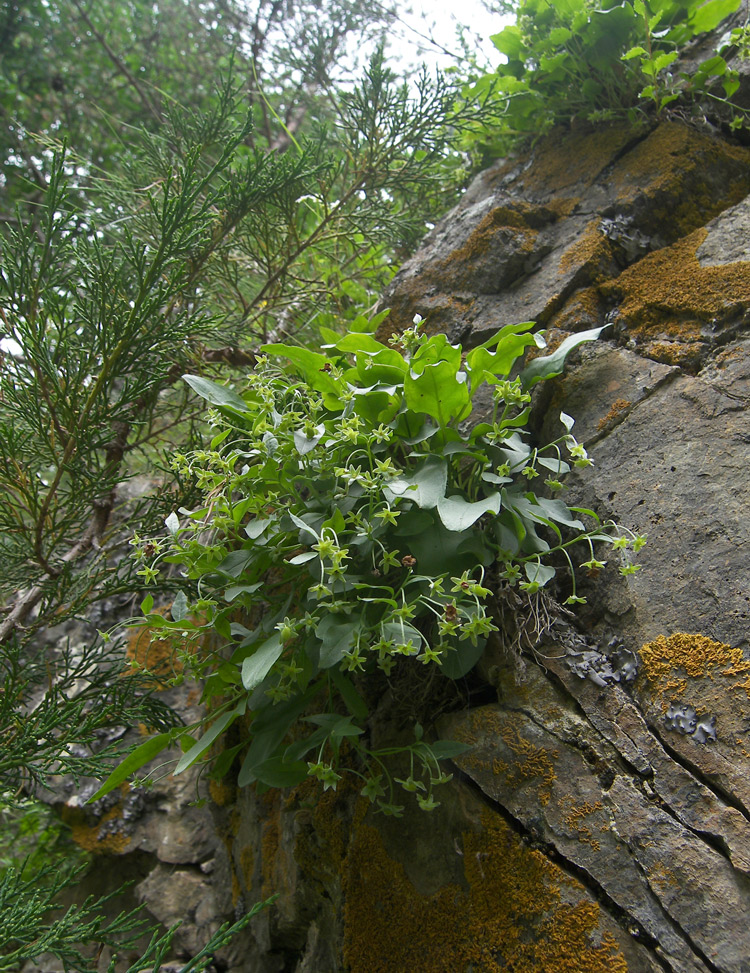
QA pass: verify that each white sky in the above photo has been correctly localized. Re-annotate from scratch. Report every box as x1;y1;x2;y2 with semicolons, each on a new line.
383;0;510;74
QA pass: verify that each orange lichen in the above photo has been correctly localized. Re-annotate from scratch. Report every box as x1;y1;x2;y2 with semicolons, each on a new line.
558;221;614;280
597;398;631;432
343;812;628;973
239;843;255;888
547;286;604;332
602;228;750;350
611;123;750;238
65;786;132;855
208;778;235;807
456;708;558;806
436;204;540;291
520;124;636;198
126;618;184;688
561;797;605;850
639;633;750;705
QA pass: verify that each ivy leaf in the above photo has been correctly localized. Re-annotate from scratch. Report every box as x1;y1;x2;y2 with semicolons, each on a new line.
404;361;471;424
241;633;284;690
436;493;501;532
385;455;447;509
182;374;247;412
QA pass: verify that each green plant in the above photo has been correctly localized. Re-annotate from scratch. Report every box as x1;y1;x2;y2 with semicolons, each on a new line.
93;316;644;815
461;0;747;159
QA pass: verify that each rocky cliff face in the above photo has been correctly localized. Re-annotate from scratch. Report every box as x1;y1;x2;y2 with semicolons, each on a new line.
54;112;750;973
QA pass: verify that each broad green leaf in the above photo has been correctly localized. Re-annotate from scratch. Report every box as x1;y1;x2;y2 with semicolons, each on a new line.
491;24;525;59
304;713;364;738
288;511;319;541
252;756;309;788
140;594;154;615
548;26;573;44
330;668;369;719
174;709;239;776
622;45;647;60
241;633;284;690
690;0;742;33
288;551;317;565
224;582;263;602
428;740;473;760
385;455;447;509
440;638;486;679
436;493;501;532
217;549;254;577
182;374;247;412
171;590;189;622
245;517;273;539
519;326;608;388
534;497;585;530
88;732;174;802
316;612;361;667
466;326;538;388
524;561;556;586
261;343;341;399
404;361;471;424
402;517;480;576
410;333;462;375
652;51;678;72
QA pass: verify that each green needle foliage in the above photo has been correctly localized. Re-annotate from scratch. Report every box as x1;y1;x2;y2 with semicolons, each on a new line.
93;316;644;816
0;862;274;973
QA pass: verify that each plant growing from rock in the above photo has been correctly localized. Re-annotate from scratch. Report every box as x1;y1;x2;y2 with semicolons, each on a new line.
461;0;749;160
94;317;645;815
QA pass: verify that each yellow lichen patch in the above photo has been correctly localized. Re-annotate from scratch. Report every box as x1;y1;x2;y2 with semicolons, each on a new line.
455;708;558;806
521;124;636;198
639;633;750;706
561;797;605;851
260;791;283;899
558;221;614;280
239;843;255;888
597;398;631;432
602;228;750;349
208;778;235;807
64;787;131;855
343;812;628;973
611;123;750;238
647;859;679;894
437;204;540;288
643;340;705;371
547;286;604;332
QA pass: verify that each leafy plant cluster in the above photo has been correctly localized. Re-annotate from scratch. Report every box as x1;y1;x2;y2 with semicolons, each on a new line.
99;317;645;816
463;0;748;157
